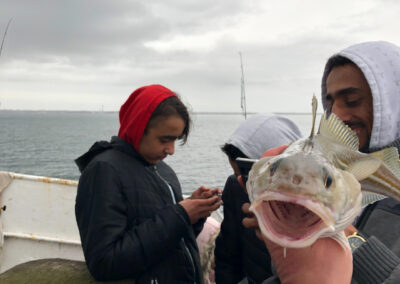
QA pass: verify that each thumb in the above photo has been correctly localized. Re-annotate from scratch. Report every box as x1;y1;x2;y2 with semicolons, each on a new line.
261;145;288;158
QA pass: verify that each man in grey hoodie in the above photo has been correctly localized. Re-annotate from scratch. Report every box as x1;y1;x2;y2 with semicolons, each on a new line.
246;41;400;284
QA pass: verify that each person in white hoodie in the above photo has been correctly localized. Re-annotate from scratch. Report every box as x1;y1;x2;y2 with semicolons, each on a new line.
244;41;400;284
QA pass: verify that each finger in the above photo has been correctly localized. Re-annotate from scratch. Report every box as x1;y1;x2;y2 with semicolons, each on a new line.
261;144;288;158
200;191;214;199
241;203;253;216
344;224;357;237
197;195;220;206
199;185;211;191
198;202;222;217
242;216;259;229
210;188;222;196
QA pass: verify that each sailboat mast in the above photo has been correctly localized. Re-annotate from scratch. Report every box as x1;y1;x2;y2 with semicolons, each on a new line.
239;52;247;119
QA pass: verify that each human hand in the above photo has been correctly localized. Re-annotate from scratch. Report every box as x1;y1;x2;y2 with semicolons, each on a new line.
242;203;352;284
190;186;222;200
179;195;221;224
344;224;358;236
264;236;353;284
241;202;261;237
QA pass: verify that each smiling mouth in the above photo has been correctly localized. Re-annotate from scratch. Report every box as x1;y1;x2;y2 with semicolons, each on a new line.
345;121;364;131
350;126;362;135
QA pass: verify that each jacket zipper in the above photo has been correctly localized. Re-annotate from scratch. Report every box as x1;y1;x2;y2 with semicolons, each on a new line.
153;166;197;284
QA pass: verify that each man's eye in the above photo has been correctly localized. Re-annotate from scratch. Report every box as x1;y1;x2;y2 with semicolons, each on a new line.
346;100;359;107
325;95;333;108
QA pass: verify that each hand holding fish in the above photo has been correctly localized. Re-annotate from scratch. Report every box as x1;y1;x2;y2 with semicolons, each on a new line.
242;202;353;284
263;233;353;284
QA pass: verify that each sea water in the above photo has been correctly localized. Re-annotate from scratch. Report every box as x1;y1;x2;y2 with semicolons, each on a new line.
0;110;318;194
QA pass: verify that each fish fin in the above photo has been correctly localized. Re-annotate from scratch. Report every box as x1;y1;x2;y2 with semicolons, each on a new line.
330;231;350;250
370;147;400;178
362;192;387;207
317;112;359;151
359;148;400;202
347;157;382;181
309;95;318;138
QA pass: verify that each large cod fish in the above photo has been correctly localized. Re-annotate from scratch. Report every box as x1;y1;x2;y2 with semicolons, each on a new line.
247;97;400;249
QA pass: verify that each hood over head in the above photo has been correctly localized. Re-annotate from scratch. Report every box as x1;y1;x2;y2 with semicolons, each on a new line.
321;41;400;150
226;113;303;159
75;137;142;173
118;84;177;151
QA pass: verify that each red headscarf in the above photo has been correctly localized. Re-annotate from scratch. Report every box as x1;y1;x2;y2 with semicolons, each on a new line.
118;84;177;151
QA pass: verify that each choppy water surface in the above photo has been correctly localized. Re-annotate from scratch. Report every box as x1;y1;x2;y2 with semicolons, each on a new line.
0;111;317;194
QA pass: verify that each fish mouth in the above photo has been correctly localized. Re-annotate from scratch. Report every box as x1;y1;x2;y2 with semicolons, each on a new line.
250;192;335;248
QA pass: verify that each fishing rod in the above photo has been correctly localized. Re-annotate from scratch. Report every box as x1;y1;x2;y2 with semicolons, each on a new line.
239;51;247;119
0;18;12;58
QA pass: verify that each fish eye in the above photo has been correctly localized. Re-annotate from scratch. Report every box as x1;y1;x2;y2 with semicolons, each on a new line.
325;175;333;188
269;158;282;176
322;168;333;188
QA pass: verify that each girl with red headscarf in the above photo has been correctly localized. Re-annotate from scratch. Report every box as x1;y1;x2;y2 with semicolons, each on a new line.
75;84;221;283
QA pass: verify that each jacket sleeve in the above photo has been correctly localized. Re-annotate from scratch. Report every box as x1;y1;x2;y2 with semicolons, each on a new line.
75;161;192;281
193;217;206;237
352;236;400;284
214;176;245;283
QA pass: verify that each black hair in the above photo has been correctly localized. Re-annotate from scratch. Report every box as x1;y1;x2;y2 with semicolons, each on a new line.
325;55;355;77
145;96;191;144
220;143;248;161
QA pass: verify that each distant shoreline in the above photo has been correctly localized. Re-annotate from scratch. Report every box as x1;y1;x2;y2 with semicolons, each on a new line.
0;109;318;115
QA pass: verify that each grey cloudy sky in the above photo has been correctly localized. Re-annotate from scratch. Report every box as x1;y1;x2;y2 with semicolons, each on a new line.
1;0;399;112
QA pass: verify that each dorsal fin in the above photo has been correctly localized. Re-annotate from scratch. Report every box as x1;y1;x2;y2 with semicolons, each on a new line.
309;95;318;138
317;112;359;150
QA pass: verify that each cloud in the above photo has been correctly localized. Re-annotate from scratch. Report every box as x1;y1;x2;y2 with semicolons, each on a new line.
1;0;400;111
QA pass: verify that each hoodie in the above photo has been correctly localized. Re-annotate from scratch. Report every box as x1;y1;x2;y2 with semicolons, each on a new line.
321;41;400;151
226;113;303;159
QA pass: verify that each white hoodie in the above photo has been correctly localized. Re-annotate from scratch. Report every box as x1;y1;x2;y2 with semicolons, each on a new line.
226;113;302;159
321;41;400;150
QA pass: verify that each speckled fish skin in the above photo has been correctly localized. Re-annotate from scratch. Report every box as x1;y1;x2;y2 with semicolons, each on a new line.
247;97;400;249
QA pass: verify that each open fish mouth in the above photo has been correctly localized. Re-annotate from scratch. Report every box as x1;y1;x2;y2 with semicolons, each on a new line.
250;192;335;248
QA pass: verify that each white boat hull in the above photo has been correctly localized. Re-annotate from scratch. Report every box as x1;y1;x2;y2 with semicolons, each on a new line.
0;171;223;273
0;172;83;273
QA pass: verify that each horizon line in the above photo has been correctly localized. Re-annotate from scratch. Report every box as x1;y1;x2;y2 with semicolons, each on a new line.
0;109;319;115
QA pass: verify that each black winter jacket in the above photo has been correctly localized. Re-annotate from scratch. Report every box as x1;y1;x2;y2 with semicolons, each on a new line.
75;136;204;283
214;175;273;283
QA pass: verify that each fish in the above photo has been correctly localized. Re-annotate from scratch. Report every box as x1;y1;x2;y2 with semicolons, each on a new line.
246;96;400;249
